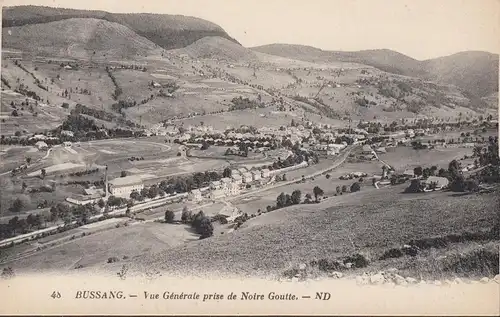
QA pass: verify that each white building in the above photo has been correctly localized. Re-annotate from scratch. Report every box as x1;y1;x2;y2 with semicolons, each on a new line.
108;176;144;198
209;189;226;200
251;170;262;181
209;180;222;190
226;182;240;196
241;172;253;183
220;177;232;189
261;168;270;178
188;189;203;202
35;141;48;150
231;174;243;184
61;130;74;137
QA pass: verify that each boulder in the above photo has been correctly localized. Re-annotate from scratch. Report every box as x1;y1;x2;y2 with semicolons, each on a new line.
345;262;353;269
494;275;500;283
298;263;307;271
386;268;398;273
291;277;299;282
433;280;442;286
356;275;370;286
405;277;418;284
480;277;490;284
370;273;385;285
329;271;343;279
453;277;464;284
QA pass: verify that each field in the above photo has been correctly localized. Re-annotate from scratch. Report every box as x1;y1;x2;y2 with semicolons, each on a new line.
124;185;499;279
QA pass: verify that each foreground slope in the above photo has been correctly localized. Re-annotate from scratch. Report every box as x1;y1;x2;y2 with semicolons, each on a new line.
2;5;238;50
2;18;162;59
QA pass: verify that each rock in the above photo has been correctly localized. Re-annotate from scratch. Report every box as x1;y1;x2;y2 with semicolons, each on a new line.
453;277;464;284
370;273;385;285
494;275;500;283
298;263;307;270
294;273;301;278
387;268;398;273
356;275;369;286
345;262;353;269
329;271;343;279
418;280;427;286
405;277;418;284
470;280;479;285
434;280;442;286
291;277;299;282
443;279;453;286
480;277;490;284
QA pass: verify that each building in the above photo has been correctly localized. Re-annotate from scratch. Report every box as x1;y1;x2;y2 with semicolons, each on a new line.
402;169;415;178
231;174;243;184
237;167;248;175
241;172;253;183
261;168;270;178
251;170;262;181
209;180;222;190
108;175;144;198
63;141;72;147
424;176;449;190
220;177;232;189
362;145;373;154
226;182;241;196
35;141;48;150
188;189;203;202
209;189;226;200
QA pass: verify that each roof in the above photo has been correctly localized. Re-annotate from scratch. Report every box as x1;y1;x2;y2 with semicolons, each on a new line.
403;169;415;176
108;175;143;187
231;174;242;179
425;176;449;187
242;172;253;177
221;177;232;183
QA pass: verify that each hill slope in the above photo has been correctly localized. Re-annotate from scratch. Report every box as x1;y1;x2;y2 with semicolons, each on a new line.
171;36;259;62
2;5;239;50
2;18;161;59
252;44;499;98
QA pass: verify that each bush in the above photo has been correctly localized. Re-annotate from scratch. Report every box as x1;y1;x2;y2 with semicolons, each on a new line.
343;253;369;268
379;248;404;260
350;182;361;192
164;210;175;223
107;256;119;263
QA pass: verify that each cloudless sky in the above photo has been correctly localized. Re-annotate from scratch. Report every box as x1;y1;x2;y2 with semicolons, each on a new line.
2;0;500;60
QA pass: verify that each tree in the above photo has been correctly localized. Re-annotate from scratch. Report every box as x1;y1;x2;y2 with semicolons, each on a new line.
336;186;341;195
313;186;324;202
291;190;302;205
164;210;175;223
9;198;23;213
147;185;160;199
181;206;192;223
21;182;27;192
276;192;287;208
97;199;105;208
413;166;423;178
350;182;361;192
341;185;348;193
40;168;46;179
404;179;424;193
25;157;31;165
120;170;127;178
222;167;232;178
130;190;141;201
282;174;287;181
198;217;214;239
305;193;313;203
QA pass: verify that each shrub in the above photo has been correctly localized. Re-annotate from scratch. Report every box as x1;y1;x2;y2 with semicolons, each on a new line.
317;258;343;272
379;248;404;260
107;256;119;263
343;253;369;268
350;182;361;192
164;210;175;223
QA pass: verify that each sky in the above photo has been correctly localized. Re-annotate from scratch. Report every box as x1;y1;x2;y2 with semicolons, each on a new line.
2;0;500;60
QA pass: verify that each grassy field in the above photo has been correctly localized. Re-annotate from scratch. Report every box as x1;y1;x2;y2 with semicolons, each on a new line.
124;185;499;278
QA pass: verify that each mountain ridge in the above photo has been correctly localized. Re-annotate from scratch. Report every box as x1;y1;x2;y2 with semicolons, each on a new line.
1;5;240;50
252;44;499;98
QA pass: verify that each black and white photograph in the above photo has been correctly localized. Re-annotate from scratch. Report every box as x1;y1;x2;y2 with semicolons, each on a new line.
0;0;499;315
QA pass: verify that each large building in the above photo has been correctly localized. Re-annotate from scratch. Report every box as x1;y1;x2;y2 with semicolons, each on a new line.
108;175;144;198
188;189;203;202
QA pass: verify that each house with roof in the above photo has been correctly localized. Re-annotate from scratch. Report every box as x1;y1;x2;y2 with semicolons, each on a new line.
231;174;243;184
108;175;144;198
402;169;415;178
209;180;222;190
209;188;226;200
188;189;203;202
424;176;449;190
362;145;373;154
261;168;270;178
35;141;48;150
251;170;262;181
241;172;253;183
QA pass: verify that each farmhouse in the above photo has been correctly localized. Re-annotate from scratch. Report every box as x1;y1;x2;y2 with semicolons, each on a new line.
261;168;270;178
188;189;203;202
424;176;449;189
241;172;253;183
209;188;226;200
35;141;48;150
251;170;262;181
402;169;415;178
362;145;373;154
210;180;222;190
231;174;243;184
108;176;144;198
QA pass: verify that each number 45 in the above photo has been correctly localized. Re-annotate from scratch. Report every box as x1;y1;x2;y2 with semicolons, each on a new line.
51;291;61;299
